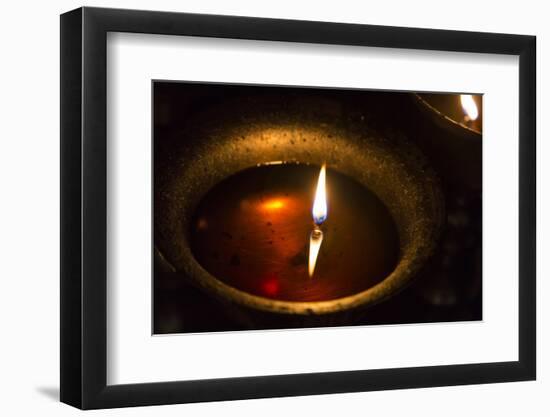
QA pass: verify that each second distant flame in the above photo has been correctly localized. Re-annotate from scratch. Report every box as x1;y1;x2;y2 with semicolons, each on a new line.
460;94;479;121
312;164;327;225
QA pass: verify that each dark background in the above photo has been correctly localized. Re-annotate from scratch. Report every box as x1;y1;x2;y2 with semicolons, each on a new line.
154;82;482;334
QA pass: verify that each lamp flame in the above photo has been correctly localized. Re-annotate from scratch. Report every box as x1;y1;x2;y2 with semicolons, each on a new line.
460;94;479;121
309;164;327;277
312;164;327;225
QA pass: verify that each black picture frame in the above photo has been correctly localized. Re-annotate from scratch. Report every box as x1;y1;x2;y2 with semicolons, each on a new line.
60;6;536;409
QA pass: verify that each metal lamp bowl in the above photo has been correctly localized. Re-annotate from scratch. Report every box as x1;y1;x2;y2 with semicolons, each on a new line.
155;95;445;319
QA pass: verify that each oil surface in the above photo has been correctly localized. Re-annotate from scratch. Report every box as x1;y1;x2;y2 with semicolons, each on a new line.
190;163;400;301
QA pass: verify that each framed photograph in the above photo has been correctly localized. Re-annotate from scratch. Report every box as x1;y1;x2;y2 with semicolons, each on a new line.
60;6;536;409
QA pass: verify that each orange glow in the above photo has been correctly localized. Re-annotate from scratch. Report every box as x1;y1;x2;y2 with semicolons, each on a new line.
262;198;286;211
460;94;479;121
